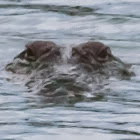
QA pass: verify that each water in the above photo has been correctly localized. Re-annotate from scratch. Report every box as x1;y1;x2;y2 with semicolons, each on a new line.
0;0;140;139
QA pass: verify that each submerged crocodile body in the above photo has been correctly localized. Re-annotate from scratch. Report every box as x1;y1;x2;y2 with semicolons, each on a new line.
6;41;133;103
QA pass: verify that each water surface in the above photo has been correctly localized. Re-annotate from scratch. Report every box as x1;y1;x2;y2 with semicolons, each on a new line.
0;0;140;139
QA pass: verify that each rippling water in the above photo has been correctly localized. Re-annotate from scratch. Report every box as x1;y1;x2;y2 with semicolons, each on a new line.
0;0;140;139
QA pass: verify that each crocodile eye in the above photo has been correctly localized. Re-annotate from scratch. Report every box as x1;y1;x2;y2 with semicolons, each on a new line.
98;50;107;58
27;49;34;56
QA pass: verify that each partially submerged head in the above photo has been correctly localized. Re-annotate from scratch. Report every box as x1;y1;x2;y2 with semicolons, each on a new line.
10;40;131;75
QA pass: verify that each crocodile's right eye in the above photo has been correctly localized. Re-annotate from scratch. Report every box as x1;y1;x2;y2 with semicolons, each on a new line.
27;49;34;56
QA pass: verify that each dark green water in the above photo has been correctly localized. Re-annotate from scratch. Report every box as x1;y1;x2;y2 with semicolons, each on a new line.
0;0;140;139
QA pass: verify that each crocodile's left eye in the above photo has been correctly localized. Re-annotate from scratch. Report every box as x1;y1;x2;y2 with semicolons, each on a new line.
98;49;107;58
